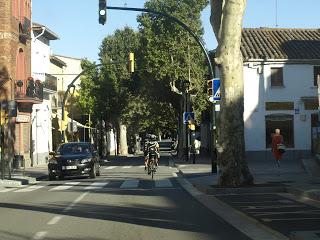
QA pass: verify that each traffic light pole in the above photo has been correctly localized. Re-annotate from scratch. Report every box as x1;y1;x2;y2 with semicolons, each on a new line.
106;6;217;173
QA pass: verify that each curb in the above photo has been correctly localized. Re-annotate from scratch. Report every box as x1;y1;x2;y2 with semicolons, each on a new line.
0;180;23;188
0;174;47;188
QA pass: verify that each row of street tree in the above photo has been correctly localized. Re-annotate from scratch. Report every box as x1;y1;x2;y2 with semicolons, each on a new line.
75;0;253;187
77;0;209;155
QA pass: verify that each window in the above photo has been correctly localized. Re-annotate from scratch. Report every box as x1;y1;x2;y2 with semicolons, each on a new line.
314;66;320;86
266;114;294;148
271;67;283;87
265;102;294;111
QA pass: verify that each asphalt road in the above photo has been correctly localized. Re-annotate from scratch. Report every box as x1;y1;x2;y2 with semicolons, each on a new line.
0;153;251;240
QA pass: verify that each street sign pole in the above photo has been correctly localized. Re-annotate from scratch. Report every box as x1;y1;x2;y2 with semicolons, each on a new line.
211;78;221;173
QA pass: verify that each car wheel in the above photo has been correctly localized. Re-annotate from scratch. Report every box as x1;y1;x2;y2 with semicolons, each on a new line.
96;164;101;176
58;174;64;180
90;164;96;179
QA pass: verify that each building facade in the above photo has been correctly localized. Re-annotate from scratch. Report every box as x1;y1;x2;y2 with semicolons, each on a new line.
31;22;59;165
0;0;41;170
241;28;320;161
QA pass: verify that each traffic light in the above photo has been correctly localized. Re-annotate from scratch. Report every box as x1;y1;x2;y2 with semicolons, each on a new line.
128;52;135;73
99;0;107;25
207;79;213;97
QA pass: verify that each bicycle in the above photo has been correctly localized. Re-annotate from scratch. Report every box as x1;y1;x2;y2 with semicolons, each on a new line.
147;154;157;179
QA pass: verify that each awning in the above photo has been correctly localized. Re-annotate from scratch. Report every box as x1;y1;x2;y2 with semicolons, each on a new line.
68;118;96;130
54;112;96;130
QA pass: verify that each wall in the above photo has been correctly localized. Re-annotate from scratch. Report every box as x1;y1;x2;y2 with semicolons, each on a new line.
54;55;82;90
31;34;51;81
244;62;317;156
32;104;50;165
1;0;32;167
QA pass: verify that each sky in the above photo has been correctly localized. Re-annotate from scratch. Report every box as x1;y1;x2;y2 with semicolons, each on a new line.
32;0;320;62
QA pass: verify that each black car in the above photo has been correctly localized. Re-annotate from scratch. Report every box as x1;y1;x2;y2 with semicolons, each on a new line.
48;142;101;180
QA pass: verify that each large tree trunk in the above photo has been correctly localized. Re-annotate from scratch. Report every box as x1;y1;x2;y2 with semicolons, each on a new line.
210;0;254;186
118;120;128;156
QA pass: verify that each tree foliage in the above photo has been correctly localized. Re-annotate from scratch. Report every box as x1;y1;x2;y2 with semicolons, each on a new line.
78;0;212;153
137;0;209;120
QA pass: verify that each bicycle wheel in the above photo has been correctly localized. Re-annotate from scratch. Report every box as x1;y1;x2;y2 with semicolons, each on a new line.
151;163;154;179
149;160;155;179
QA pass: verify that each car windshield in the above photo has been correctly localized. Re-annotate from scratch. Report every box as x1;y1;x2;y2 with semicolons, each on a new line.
56;143;91;155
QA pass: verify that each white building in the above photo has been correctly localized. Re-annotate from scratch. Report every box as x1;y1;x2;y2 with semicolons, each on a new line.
50;55;84;143
31;23;59;165
240;28;320;161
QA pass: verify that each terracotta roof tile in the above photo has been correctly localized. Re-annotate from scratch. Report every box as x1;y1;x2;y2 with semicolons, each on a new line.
241;28;320;60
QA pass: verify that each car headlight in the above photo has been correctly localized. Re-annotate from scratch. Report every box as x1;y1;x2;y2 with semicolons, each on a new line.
49;159;58;164
81;158;92;164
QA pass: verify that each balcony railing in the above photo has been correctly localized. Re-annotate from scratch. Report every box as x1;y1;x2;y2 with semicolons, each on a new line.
15;78;43;101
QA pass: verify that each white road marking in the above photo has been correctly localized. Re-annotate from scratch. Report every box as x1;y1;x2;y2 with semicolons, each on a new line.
47;215;63;225
122;166;132;169
138;165;145;168
263;217;320;222
155;179;173;188
253;209;320;217
234;199;294;204
0;188;17;192
49;182;80;191
245;205;304;210
14;185;44;193
120;180;139;188
104;166;117;170
63;191;89;212
32;231;47;240
84;182;109;190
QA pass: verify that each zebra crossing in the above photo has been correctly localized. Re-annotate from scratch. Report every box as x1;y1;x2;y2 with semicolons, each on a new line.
104;165;146;170
0;178;177;194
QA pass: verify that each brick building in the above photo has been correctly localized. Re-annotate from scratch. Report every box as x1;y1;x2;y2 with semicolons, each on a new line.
0;0;42;172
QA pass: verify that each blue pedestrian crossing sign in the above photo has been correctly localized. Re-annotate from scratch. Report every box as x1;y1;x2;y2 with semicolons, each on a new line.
213;78;221;101
183;112;195;124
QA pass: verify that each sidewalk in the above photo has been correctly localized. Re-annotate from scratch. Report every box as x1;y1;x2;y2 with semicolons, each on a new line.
172;155;320;201
0;164;48;188
171;155;320;240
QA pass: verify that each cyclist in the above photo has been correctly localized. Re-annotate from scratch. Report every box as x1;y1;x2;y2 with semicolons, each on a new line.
143;134;151;171
146;135;160;174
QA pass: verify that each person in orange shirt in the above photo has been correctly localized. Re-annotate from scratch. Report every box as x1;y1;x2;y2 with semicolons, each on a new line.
271;128;284;167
